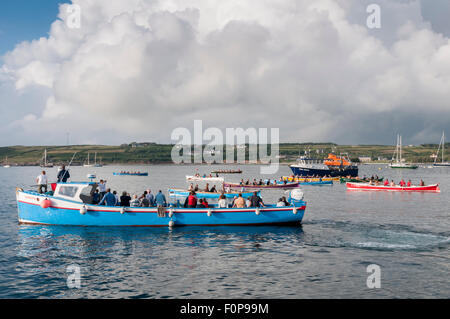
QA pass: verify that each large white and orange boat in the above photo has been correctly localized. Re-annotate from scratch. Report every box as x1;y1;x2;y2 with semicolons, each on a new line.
346;182;440;192
289;153;358;177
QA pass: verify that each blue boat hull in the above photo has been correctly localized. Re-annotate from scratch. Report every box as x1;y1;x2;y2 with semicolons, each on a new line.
289;166;358;177
17;192;305;227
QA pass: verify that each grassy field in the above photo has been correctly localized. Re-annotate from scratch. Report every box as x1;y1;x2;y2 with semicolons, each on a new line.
0;142;446;166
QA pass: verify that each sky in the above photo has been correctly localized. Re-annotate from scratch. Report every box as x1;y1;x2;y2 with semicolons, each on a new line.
0;0;450;146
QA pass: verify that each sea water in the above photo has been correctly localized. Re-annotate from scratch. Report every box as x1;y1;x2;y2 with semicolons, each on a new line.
0;164;448;298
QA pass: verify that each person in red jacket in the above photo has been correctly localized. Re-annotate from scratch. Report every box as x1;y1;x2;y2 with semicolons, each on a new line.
187;191;197;208
384;179;389;186
407;180;412;187
399;179;406;187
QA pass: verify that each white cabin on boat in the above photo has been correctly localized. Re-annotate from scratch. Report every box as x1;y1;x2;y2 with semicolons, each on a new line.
53;182;98;204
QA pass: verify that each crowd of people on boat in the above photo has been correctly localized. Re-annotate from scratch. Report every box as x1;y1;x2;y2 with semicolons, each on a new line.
187;183;223;193
183;191;279;209
379;179;426;187
92;184;168;207
238;178;288;186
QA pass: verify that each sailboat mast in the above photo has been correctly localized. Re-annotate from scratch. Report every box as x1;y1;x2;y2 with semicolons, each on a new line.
443;132;445;163
400;135;402;162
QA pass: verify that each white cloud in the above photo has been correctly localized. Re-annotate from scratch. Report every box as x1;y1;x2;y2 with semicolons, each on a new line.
1;0;450;146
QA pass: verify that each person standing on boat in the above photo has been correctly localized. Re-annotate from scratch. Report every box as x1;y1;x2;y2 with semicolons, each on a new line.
120;191;131;207
187;191;197;208
57;165;70;183
36;170;48;194
99;188;117;206
155;190;167;207
98;180;107;199
218;194;227;208
250;191;265;208
130;195;140;207
232;193;246;208
146;189;155;207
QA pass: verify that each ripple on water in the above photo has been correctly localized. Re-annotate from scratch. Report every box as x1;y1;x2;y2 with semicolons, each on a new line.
302;220;450;251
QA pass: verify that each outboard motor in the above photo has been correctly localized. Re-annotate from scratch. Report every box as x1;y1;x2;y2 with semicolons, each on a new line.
288;188;304;206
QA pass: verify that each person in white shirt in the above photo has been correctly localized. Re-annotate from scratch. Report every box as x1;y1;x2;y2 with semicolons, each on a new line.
218;194;227;208
276;198;286;207
98;180;107;198
36;171;48;194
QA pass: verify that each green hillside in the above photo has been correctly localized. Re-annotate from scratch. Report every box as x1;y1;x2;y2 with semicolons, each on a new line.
0;142;446;166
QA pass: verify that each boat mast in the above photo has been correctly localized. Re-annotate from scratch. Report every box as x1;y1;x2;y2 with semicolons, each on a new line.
443;132;445;163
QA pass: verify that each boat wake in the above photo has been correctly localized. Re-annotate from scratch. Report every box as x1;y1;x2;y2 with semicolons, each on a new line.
301;220;450;251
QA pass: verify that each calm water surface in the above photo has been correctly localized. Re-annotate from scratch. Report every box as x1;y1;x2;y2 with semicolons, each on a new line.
0;164;449;298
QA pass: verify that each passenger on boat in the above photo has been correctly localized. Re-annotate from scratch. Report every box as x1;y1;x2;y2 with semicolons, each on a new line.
98;180;107;198
130;195;140;207
276;198;285;207
204;183;210;192
188;183;194;191
245;180;250;185
218;194;227;208
155;190;167;207
187;191;197;208
384;179;389;186
113;191;120;205
194;184;199;192
200;199;209;208
210;185;217;193
93;189;100;204
258;179;263;185
99;189;117;206
36;170;48;194
239;179;244;186
57;165;70;183
266;179;271;186
390;180;395;187
281;196;289;206
407;180;412;187
232;193;246;208
420;180;425;186
399;179;406;187
146;189;155;207
120;191;131;207
140;192;150;207
250;191;265;207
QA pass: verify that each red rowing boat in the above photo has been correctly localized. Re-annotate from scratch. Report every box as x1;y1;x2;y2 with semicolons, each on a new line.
224;182;300;189
346;182;440;192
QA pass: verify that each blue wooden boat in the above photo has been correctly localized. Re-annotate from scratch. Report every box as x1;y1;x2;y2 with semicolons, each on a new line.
168;189;259;199
16;183;306;227
298;180;333;186
113;172;148;176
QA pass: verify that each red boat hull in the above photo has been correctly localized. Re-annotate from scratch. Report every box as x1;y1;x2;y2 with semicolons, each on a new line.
346;182;440;192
